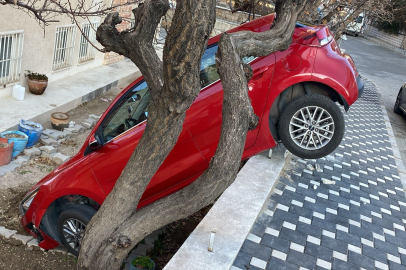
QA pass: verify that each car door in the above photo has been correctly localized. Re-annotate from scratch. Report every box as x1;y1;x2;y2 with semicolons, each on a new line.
88;80;207;206
185;44;276;161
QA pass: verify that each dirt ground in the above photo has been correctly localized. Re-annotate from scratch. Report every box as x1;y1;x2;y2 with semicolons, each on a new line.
0;84;125;270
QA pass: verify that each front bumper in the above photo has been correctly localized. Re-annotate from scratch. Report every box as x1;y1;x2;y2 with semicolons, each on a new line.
357;75;365;98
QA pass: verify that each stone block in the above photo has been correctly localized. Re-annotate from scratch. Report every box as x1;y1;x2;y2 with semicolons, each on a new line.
89;114;101;120
52;153;70;165
0;226;17;239
11;234;33;245
82;121;92;129
42;129;54;137
60;130;72;138
23;147;41;157
41;151;57;159
40;134;49;140
39;146;57;154
26;238;42;251
57;139;66;145
68;125;85;133
14;156;30;165
48;246;68;255
42;129;66;140
0;162;20;176
40;137;58;146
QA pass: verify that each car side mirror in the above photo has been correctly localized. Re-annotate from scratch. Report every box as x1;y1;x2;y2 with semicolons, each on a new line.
89;134;102;150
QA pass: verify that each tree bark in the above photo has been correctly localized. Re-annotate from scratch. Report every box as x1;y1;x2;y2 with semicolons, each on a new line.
78;1;216;269
78;0;305;269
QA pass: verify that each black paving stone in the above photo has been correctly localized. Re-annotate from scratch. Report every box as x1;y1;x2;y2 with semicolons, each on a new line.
332;259;360;270
289;204;313;219
362;245;388;263
273;209;299;225
312;217;337;232
240;240;272;261
348;250;375;269
251;222;266;238
375;239;400;256
261;234;290;253
325;212;350;227
279;227;307;246
233;251;251;270
267;257;299;270
372;216;395;230
336;230;361;247
304;242;333;261
389;261;406;270
361;219;384;235
296;222;322;238
321;235;348;254
349;224;373;240
385;234;406;249
286;250;316;269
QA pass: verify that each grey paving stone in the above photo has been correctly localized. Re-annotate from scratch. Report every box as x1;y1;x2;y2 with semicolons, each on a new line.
312;217;336;232
296;222;322;238
23;147;41;157
349;224;373;240
0;162;20;176
52;153;70;165
40;137;58;146
0;226;17;239
14;156;29;165
39;145;57;154
286;250;316;269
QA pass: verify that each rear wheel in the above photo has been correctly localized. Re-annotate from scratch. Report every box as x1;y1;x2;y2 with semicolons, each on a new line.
57;204;96;256
394;88;403;114
278;94;345;159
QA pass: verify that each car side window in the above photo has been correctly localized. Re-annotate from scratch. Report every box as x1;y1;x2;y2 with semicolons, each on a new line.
200;45;255;88
102;81;150;142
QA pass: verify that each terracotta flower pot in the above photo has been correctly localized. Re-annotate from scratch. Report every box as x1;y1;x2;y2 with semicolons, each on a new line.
27;78;48;95
0;138;14;166
51;112;70;131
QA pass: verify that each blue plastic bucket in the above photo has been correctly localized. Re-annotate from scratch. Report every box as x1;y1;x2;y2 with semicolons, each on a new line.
18;119;43;147
0;130;28;158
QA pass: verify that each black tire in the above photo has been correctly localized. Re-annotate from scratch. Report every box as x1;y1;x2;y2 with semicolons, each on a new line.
394;88;403;115
278;94;345;159
57;204;96;256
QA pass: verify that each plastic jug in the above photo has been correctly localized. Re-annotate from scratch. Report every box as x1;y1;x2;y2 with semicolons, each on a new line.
12;84;25;101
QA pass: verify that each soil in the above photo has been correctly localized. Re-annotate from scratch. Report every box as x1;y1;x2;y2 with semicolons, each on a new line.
147;206;212;270
0;143;10;148
0;82;126;269
3;133;26;139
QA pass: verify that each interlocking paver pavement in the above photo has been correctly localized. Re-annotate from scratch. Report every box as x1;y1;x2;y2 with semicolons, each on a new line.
233;81;406;270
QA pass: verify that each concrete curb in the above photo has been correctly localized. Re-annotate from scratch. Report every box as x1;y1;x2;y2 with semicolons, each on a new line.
363;76;406;189
163;148;289;270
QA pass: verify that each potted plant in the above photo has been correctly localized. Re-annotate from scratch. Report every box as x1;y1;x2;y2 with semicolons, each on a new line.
130;256;155;270
25;70;48;95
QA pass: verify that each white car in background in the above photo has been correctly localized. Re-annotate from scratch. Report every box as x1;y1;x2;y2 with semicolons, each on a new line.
346;13;365;36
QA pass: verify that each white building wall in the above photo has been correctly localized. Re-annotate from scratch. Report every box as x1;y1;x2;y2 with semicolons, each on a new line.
0;2;108;98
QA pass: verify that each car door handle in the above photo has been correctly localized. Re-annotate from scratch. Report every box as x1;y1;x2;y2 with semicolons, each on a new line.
252;66;269;80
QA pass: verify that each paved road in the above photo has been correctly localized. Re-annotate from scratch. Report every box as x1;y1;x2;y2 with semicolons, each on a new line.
233;82;406;270
341;36;406;169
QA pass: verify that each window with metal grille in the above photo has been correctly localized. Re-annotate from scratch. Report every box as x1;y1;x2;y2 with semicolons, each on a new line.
0;31;24;86
79;22;99;63
52;25;76;71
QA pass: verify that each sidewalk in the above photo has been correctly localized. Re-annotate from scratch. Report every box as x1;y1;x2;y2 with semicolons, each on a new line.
0;58;141;133
232;80;406;270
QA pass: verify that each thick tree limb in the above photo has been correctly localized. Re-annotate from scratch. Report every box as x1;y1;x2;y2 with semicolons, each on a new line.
78;1;216;269
79;1;304;269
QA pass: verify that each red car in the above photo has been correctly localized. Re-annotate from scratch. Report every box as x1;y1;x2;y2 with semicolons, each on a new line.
20;15;363;255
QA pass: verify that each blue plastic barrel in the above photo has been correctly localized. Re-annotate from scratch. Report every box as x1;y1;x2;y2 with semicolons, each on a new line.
18;119;43;147
0;130;28;158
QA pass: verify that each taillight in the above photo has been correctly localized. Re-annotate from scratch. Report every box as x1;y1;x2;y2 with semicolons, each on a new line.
297;27;333;47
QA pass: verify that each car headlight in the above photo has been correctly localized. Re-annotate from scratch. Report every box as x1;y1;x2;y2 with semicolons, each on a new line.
20;188;39;215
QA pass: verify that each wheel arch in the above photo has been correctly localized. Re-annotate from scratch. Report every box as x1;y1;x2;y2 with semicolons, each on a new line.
40;194;100;243
268;81;347;142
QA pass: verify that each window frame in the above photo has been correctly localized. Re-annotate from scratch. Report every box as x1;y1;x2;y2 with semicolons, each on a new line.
52;25;76;71
0;30;24;86
78;22;99;63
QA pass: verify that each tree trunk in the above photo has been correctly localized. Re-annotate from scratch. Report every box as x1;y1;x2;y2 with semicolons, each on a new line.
77;0;305;269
